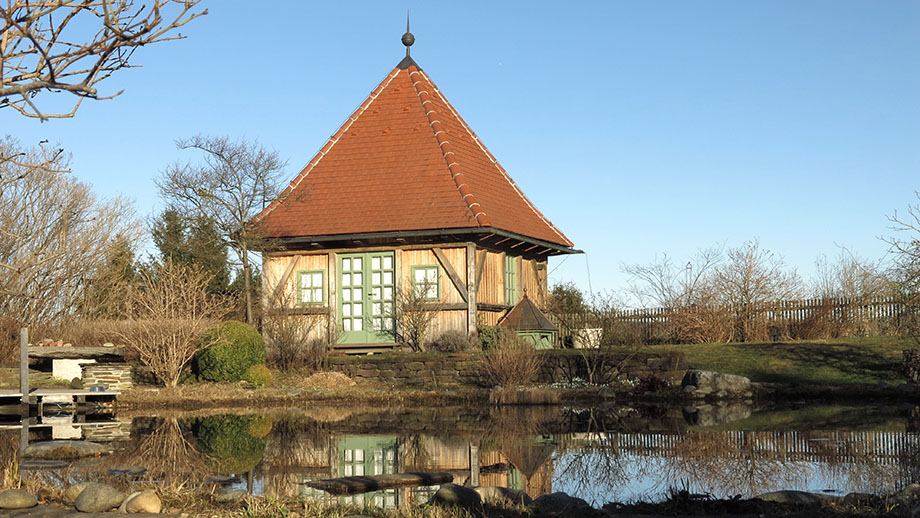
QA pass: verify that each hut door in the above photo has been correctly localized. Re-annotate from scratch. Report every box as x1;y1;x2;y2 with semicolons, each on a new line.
338;252;395;344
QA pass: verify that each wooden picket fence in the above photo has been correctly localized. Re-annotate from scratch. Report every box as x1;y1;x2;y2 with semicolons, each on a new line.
550;296;911;346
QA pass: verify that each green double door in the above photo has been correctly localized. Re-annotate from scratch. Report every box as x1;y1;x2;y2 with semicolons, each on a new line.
338;251;396;344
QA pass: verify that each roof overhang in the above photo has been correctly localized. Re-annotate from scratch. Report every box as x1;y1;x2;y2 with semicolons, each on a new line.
259;227;582;257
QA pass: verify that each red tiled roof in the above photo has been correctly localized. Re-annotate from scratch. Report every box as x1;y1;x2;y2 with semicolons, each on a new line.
255;59;573;248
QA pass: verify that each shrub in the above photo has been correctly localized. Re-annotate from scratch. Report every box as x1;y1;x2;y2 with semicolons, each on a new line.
478;324;515;351
195;415;266;475
431;330;480;353
481;331;544;388
196;321;266;382
244;364;272;388
903;349;920;383
263;300;331;372
633;374;669;395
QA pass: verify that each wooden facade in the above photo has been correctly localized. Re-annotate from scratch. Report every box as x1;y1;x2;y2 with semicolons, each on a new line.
263;242;550;350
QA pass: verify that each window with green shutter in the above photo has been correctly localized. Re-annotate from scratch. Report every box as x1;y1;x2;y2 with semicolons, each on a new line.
412;265;440;300
504;254;517;305
297;270;324;305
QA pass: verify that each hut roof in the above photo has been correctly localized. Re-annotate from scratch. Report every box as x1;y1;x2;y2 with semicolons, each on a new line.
253;46;574;251
498;292;558;332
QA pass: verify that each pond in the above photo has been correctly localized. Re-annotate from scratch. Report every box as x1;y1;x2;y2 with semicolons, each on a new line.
4;402;920;509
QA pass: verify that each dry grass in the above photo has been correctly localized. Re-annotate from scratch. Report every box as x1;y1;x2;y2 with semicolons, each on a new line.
481;332;544;388
300;371;356;389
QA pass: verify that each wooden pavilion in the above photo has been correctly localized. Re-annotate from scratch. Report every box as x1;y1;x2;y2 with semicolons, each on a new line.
253;30;577;352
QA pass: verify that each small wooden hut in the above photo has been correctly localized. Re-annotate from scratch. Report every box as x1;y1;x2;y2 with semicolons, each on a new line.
253;32;577;353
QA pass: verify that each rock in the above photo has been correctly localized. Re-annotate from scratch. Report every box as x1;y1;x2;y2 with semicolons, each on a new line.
70;377;83;389
474;486;532;506
74;482;126;513
62;482;92;504
214;489;248;502
683;402;752;426
119;491;142;513
532;492;592;515
23;440;109;459
755;490;841;505
0;489;37;509
428;483;481;509
843;492;881;507
124;489;162;513
682;369;751;395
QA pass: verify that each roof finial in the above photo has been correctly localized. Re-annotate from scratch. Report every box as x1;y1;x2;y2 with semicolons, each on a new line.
401;10;415;57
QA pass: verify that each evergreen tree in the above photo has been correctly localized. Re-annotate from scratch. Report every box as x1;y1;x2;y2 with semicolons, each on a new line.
79;234;139;319
151;210;231;294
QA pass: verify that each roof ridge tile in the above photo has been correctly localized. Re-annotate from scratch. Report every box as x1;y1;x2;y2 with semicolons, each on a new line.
408;66;492;227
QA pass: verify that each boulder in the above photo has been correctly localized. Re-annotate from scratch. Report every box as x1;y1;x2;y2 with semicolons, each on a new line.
682;370;751;394
428;483;481;509
474;486;532;506
682;402;752;426
23;440;109;459
214;489;248;502
0;489;37;509
532;492;592;515
62;482;92;504
121;489;162;513
755;490;841;505
74;482;126;513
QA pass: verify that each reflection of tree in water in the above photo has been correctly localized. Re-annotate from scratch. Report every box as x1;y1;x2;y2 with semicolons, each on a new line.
89;417;211;491
484;406;558;499
0;432;17;486
552;408;645;505
261;416;332;499
662;431;808;498
804;431;899;494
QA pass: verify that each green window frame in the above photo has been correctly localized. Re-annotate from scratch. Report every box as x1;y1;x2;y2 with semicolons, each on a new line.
411;265;440;300
297;270;324;305
504;254;517;305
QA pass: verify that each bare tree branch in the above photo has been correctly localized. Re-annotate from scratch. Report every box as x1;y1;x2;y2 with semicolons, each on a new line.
156;135;286;324
1;0;207;120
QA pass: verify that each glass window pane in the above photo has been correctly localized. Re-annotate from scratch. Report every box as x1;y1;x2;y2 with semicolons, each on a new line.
372;257;381;269
341;273;350;287
355;450;364;462
353;258;362;270
301;275;311;288
414;269;426;282
427;269;438;282
373;318;381;330
373;302;381;315
343;289;351;302
372;287;381;299
343;258;351;271
383;256;393;269
354;303;363;316
343;305;351;317
313;273;323;286
355;464;365;476
344;465;353;476
383;287;393;300
312;288;322;302
353;273;362;285
383;272;393;284
353;319;363;331
372;272;381;285
353;288;362;300
343;319;352;331
384;318;393;330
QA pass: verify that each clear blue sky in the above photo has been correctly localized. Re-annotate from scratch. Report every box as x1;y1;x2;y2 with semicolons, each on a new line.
6;1;919;304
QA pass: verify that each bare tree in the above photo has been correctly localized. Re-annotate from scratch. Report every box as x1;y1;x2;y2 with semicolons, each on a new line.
623;246;730;343
1;0;206;120
393;279;443;352
812;250;888;301
713;240;803;342
623;246;722;309
886;192;920;339
0;137;138;326
157;135;286;325
107;259;232;387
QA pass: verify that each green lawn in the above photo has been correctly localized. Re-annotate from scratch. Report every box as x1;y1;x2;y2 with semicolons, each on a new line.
649;336;916;386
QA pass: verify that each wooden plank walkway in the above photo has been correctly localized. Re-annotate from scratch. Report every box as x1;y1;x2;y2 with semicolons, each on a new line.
303;471;454;494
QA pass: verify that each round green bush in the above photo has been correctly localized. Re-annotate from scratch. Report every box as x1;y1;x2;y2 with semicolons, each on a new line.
244;364;272;388
196;321;266;382
195;415;266;475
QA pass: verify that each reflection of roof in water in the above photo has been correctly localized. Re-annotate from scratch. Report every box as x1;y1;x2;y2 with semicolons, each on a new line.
501;438;557;479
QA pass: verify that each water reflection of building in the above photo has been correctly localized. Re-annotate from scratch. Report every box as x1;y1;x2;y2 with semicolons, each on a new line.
260;430;558;508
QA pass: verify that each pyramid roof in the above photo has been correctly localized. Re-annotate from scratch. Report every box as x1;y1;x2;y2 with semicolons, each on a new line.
255;54;574;253
498;292;559;332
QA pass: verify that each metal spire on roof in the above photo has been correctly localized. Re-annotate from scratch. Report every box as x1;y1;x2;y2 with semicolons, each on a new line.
401;10;415;57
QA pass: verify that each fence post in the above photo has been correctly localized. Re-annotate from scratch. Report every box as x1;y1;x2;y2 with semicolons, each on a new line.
20;327;30;452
